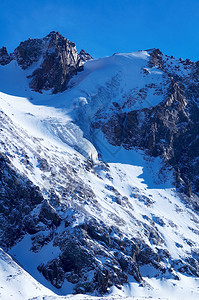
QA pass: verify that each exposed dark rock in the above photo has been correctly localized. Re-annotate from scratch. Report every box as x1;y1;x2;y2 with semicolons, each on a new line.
39;201;61;227
99;69;199;196
1;31;92;93
0;154;43;248
38;259;65;289
0;47;13;65
147;48;163;68
79;49;93;62
0;151;62;249
102;112;126;146
38;226;130;294
14;38;43;69
31;232;53;252
27;32;84;93
37;158;51;172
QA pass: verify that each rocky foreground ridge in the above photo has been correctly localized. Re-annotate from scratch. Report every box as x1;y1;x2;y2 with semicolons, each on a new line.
0;34;199;298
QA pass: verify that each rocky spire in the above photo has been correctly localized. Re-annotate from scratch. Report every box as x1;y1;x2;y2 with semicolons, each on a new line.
79;49;93;62
0;32;93;93
0;47;13;65
28;31;85;93
14;38;43;69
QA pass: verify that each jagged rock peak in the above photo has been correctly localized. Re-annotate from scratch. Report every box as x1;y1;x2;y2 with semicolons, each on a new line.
27;31;85;93
43;31;76;49
45;30;62;38
145;48;163;55
13;31;82;70
0;46;13;65
146;48;163;68
79;49;93;62
14;38;43;69
0;31;93;93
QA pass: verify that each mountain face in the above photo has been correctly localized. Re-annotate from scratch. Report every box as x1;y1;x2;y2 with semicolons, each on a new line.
0;34;199;299
0;31;92;93
93;49;199;197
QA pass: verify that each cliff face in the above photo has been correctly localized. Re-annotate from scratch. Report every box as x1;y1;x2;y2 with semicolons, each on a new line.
0;31;92;93
91;49;199;197
0;47;13;65
27;32;85;93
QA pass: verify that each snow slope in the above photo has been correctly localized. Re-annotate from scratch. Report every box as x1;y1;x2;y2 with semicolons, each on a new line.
0;248;55;300
1;245;199;300
1;249;199;300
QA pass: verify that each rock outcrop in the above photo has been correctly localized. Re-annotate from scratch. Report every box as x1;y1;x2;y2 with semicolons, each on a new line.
14;38;43;69
0;31;92;93
28;32;85;93
79;49;93;62
93;49;199;196
0;47;13;65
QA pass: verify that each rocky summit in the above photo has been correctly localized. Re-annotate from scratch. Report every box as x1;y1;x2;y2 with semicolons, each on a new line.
0;31;92;93
0;33;199;300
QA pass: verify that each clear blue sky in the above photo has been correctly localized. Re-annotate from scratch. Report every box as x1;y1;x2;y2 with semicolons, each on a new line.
1;0;199;61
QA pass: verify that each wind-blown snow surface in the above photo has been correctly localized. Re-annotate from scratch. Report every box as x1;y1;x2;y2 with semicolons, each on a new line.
0;248;54;299
0;52;199;299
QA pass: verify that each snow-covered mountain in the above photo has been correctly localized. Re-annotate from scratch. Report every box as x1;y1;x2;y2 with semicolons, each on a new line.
0;33;199;300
